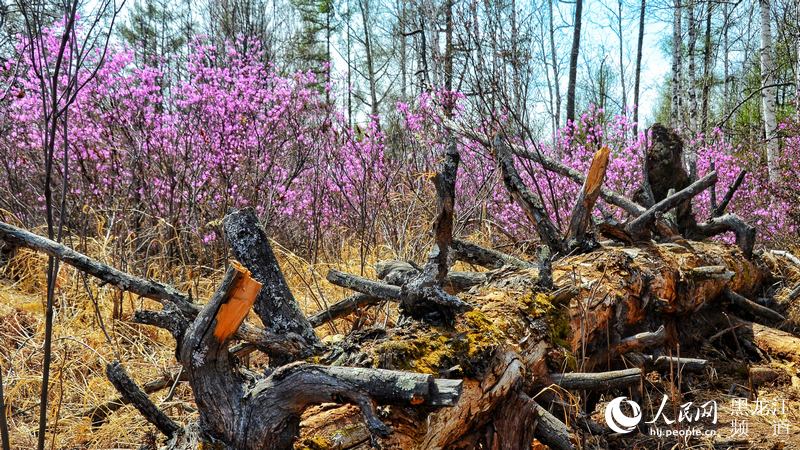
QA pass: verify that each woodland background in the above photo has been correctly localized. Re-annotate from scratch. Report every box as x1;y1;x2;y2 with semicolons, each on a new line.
0;0;798;447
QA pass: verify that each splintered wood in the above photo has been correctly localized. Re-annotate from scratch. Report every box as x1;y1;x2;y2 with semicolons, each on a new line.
213;261;262;342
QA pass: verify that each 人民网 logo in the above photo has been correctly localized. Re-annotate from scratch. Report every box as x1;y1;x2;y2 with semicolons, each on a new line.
605;396;642;434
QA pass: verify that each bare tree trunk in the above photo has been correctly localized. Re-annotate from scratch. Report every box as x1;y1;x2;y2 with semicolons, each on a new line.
566;0;583;124
723;1;730;126
617;0;627;113
359;0;380;121
686;0;699;143
759;0;780;183
549;0;562;133
633;0;646;136
671;0;683;127
701;0;714;132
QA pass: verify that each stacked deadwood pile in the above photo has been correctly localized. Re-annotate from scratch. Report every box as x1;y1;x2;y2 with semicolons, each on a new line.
1;122;800;449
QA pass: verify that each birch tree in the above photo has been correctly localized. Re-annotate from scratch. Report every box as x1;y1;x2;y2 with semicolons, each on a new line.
759;0;780;182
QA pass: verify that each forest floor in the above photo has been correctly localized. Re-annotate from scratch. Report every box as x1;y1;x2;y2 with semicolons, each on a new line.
0;234;799;449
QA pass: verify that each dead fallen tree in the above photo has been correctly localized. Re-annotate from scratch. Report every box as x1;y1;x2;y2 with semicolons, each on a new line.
2;122;799;449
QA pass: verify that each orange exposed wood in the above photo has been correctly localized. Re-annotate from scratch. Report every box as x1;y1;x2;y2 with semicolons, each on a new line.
214;261;262;342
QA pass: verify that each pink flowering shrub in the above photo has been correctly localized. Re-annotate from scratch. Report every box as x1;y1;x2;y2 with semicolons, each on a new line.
0;23;796;267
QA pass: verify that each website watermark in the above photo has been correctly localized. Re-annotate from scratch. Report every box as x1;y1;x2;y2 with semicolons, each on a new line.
604;395;793;438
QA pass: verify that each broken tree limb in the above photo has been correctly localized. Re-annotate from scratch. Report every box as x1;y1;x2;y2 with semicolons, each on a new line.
0;220;195;315
307;293;381;327
550;368;642;391
450;239;533;269
530;396;576;450
691;213;757;257
429;138;460;282
81;369;185;426
626;171;718;238
446;121;646;216
493;135;565;254
566;146;610;246
651;356;708;372
105;361;180;438
223;208;320;350
0;220;306;356
713;169;746;217
586;326;667;370
376;260;486;293
326;269;402;299
725;288;786;323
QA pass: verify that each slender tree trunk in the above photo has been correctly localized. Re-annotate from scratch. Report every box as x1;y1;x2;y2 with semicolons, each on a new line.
566;0;583;124
633;0;646;136
359;0;380;122
671;0;683;127
399;0;407;100
549;0;561;132
723;1;730;125
686;0;699;138
617;0;627;113
759;0;780;183
701;0;713;132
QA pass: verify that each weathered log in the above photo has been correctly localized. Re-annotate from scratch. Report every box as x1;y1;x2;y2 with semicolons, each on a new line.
376;260;487;293
105;361;181;438
326;269;402;299
550;368;642;391
450;238;533;269
566;146;610;247
733;317;800;363
493;135;565;254
223;208;320;352
307;293;381;327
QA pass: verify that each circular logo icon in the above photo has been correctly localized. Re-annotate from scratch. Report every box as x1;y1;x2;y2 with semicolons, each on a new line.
605;396;642;434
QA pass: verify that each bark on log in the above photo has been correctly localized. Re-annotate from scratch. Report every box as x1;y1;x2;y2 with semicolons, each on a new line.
169;263;465;449
550;368;642;391
450;239;533;269
223;208;320;351
105;361;181;437
566;146;610;247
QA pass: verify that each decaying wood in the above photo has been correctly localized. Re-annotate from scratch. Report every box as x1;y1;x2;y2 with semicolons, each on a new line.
725;288;786;323
566;146;610;247
713;169;746;217
105;361;181;438
733;317;800;364
11;117;796;449
223;208;320;354
429;139;460;282
493;135;565;254
626;170;717;238
551;368;642;391
450;238;533;269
